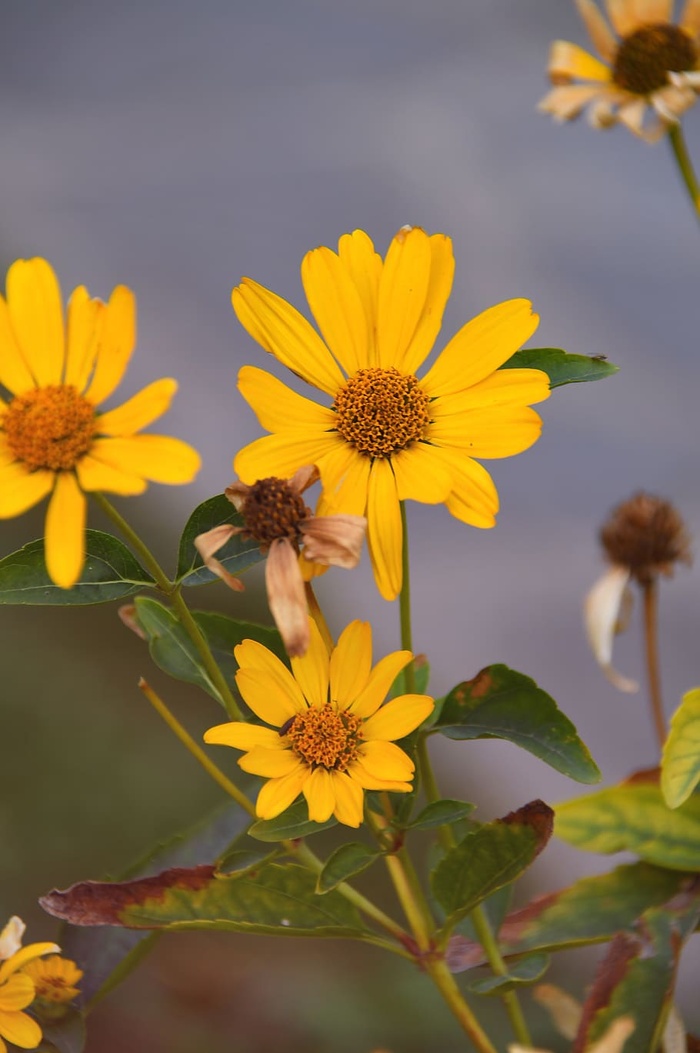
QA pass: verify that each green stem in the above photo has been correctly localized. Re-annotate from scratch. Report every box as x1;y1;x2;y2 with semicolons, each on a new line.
304;581;334;652
668;124;700;221
399;502;415;693
94;493;242;720
424;959;499;1053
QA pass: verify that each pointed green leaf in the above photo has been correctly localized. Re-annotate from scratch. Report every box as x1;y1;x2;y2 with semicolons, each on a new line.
431;801;553;926
0;531;155;605
501;347;618;387
316;843;381;894
404;799;475;831
42;861;371;939
467;953;550;995
661;687;700;808
555;775;700;869
176;494;264;586
433;665;600;784
248;799;337;842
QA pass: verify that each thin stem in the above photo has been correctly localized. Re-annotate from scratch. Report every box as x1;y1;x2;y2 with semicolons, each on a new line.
667;124;700;221
304;581;334;652
642;579;666;753
367;807;433;951
399;502;415;693
424;959;499;1053
95;493;242;719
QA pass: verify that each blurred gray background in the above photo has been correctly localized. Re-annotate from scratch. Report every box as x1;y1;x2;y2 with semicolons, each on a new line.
1;1;699;1049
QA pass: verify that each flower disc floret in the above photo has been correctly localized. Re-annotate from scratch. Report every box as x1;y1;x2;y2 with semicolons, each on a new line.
613;23;696;93
240;476;310;546
333;367;431;457
4;386;96;471
286;703;363;770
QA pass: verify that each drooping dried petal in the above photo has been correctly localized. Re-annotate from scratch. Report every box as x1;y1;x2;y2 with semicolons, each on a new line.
265;537;309;657
300;513;367;568
193;524;246;592
584;565;639;693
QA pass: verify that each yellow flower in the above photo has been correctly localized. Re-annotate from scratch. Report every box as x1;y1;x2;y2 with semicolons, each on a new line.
0;916;60;1053
204;618;434;827
0;258;201;587
539;0;700;140
232;226;549;600
21;956;83;1005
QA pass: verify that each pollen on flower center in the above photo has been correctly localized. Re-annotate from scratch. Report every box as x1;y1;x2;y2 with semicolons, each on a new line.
285;703;363;771
333;367;431;458
612;23;696;94
3;385;96;472
241;477;311;547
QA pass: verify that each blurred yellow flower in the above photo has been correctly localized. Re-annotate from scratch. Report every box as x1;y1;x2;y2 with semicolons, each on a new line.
0;258;201;587
232;226;549;600
0;915;60;1053
539;0;700;140
205;618;434;827
21;956;82;1006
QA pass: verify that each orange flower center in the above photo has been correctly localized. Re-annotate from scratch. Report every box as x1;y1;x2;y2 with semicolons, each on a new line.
333;367;431;458
3;385;96;471
240;477;311;547
285;703;363;771
613;23;696;94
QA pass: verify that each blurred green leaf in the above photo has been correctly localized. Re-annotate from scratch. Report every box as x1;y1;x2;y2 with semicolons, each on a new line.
176;493;264;586
0;531;154;605
316;843;381;894
502;347;618;387
661;687;700;808
36;1008;86;1053
467;953;550;995
389;657;430;698
133;596;219;699
248;799;337;842
555;774;700;869
433;665;600;784
404;799;475;831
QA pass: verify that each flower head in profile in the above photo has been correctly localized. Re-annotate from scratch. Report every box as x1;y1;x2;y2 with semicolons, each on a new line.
232;226;550;600
539;0;700;140
584;492;691;690
21;956;83;1007
195;465;367;656
204;618;434;827
0;915;61;1053
0;258;201;587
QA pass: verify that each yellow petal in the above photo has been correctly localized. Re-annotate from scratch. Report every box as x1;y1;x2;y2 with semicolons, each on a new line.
584;565;639;693
238;746;303;778
634;0;673;23
234;638;308;712
605;0;640;35
329;620;373;708
400;233;455;376
421;299;539;398
303;767;336;822
429;406;544;458
575;0;617;62
0;463;53;518
350;740;415;787
432;368;550;414
391;443;454;504
0;1007;42;1048
83;285;136;405
442;453;499;528
238;365;335;432
538;84;606;121
6;258;65;387
301;245;369;376
88;435;200;484
97;378;178;436
0;974;34;1012
349;649;413;718
317;444;371;515
255;766;309;819
548;40;613;82
337;229;382;366
0;296;37;395
75;453;148;496
366;458;402;600
203;722;287;751
376;227;431;369
362;694;434;741
291;617;330;705
232;278;345;397
681;0;700;34
234;432;343;485
235;667;305;726
64;287;102;390
331;770;364;827
44;473;85;589
0;943;60;983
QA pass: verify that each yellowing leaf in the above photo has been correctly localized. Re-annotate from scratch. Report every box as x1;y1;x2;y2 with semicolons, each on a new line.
661;687;700;808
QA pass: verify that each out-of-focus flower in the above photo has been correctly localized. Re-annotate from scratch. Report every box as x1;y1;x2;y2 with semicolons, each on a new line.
21;955;83;1005
195;465;366;656
0;258;201;587
0;915;60;1053
232;226;549;600
539;0;700;140
584;492;691;690
204;618;434;827
509;986;635;1053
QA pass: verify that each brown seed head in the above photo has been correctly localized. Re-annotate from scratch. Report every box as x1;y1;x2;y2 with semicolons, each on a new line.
600;492;692;585
233;477;311;550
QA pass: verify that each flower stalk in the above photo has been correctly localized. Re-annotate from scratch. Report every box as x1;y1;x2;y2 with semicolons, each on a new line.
642;580;666;753
668;124;700;221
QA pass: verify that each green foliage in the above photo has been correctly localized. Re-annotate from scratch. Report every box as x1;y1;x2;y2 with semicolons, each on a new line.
37;1008;86;1053
433;665;600;783
176;493;264;586
316;843;381;893
502;347;619;387
466;953;550;996
555;776;700;869
403;799;475;831
661;686;700;807
248;799;337;841
0;531;154;605
389;658;431;698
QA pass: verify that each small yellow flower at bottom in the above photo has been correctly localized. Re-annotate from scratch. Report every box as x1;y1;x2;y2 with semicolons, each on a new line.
0;915;61;1053
21;956;83;1006
204;617;434;827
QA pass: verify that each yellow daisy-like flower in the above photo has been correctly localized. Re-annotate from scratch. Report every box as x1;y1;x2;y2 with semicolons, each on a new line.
539;0;700;140
0;917;60;1053
204;618;434;827
0;258;201;588
232;226;550;600
21;956;83;1006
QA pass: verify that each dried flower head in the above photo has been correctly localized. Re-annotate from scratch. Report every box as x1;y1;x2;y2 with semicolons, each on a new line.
600;491;692;585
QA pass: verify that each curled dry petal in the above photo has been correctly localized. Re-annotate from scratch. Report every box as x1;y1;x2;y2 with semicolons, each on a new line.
0;917;25;960
584;565;639;693
300;514;367;568
533;983;582;1041
265;537;309;657
117;604;148;640
194;524;246;592
289;464;320;493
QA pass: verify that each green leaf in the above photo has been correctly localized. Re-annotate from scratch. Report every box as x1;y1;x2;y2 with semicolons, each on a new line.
555;774;700;869
316;843;381;894
404;799;475;831
133;596;220;699
501;347;619;388
467;953;550;995
36;1008;86;1053
248;799;337;842
176;494;264;586
433;665;600;784
431;800;553;926
0;531;155;605
193;611;288;690
389;657;430;698
42;862;371;939
661;687;700;808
